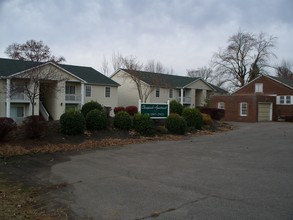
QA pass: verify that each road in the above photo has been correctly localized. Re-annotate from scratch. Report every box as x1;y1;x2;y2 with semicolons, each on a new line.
39;122;293;220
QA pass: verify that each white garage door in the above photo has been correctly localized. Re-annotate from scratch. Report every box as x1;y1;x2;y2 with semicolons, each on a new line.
258;103;272;122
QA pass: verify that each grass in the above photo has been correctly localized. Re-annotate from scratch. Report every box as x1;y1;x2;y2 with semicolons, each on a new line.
0;173;69;220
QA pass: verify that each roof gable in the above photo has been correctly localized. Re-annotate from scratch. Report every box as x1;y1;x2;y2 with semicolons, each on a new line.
233;74;293;94
0;58;119;86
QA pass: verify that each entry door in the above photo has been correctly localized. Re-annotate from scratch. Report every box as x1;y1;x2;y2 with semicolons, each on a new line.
11;106;24;123
258;103;272;122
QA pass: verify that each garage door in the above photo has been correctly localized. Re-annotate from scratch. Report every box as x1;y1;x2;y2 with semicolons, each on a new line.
258;103;272;122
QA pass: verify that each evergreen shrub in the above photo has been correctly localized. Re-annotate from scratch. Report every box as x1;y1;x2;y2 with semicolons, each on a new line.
165;113;187;135
133;113;155;136
113;111;132;130
85;109;107;130
169;100;183;115
60;110;85;135
182;108;203;129
81;101;103;117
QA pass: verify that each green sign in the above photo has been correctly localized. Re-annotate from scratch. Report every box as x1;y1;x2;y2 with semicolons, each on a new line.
140;103;169;119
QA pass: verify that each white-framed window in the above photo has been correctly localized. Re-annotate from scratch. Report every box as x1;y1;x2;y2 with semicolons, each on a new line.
65;85;75;94
156;88;160;97
105;87;111;98
169;89;173;98
255;83;263;93
179;89;186;97
277;95;292;105
85;85;91;97
240;102;248;116
218;102;225;109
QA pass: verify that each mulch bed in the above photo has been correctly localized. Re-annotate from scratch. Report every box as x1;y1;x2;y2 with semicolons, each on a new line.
0;121;233;157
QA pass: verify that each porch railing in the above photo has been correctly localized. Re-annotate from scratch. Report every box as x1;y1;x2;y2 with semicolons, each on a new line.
65;94;81;102
11;93;30;102
178;96;191;104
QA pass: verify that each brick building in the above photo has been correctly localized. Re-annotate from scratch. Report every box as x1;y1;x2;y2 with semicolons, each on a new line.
210;75;293;122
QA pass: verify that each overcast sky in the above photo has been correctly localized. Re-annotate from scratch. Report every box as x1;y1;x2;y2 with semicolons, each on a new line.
0;0;292;76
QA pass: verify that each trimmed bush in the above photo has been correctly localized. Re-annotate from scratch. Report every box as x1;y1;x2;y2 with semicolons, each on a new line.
170;100;183;115
114;106;125;115
85;109;107;130
125;106;138;116
81;101;103;117
198;107;225;121
133;113;155;136
182;108;203;129
165;113;187;135
0;117;17;140
23;116;45;139
114;111;132;130
60;110;85;135
202;113;212;125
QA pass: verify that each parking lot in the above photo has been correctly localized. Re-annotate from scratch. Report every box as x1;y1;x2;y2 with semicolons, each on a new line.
36;122;293;219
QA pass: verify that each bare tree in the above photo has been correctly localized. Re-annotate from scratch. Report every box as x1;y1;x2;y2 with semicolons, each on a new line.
101;56;110;76
213;31;276;88
111;52;124;72
187;66;214;81
5;40;65;63
10;64;68;116
144;59;173;73
275;59;293;80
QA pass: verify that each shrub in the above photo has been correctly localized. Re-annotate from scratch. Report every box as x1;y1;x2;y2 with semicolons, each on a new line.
23;116;45;139
165;113;187;135
85;109;107;130
202;113;212;125
182;108;203;129
81;101;103;117
170;100;183;115
60;110;85;135
0;117;16;140
114;106;125;115
114;111;132;130
125;106;138;116
133;113;155;136
198;107;225;121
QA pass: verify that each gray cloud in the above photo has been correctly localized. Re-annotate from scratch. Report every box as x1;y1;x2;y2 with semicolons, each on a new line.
0;0;292;74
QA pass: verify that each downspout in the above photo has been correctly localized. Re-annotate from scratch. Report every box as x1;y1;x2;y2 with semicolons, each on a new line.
6;78;11;117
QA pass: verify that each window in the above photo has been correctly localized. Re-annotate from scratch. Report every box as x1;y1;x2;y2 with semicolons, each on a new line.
218;102;225;109
66;85;75;94
85;85;91;97
179;89;186;97
255;83;263;93
105;87;111;98
277;96;292;105
156;88;160;97
240;102;248;116
169;89;173;98
286;96;291;104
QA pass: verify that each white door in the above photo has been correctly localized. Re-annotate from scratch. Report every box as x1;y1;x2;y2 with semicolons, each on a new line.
258;103;272;122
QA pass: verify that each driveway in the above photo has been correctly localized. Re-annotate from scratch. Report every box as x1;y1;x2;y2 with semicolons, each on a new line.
39;122;293;220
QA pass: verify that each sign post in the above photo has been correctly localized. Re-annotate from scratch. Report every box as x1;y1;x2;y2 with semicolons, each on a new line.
139;100;169;119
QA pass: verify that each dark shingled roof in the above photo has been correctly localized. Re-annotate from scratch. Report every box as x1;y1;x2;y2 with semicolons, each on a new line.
121;69;200;88
269;75;293;89
208;83;229;94
0;58;119;86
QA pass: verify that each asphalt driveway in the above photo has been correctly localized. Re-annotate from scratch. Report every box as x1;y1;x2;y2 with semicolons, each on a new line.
40;122;293;220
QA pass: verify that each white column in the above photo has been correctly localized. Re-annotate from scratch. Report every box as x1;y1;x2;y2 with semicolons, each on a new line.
6;78;11;117
180;88;184;105
81;82;85;106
